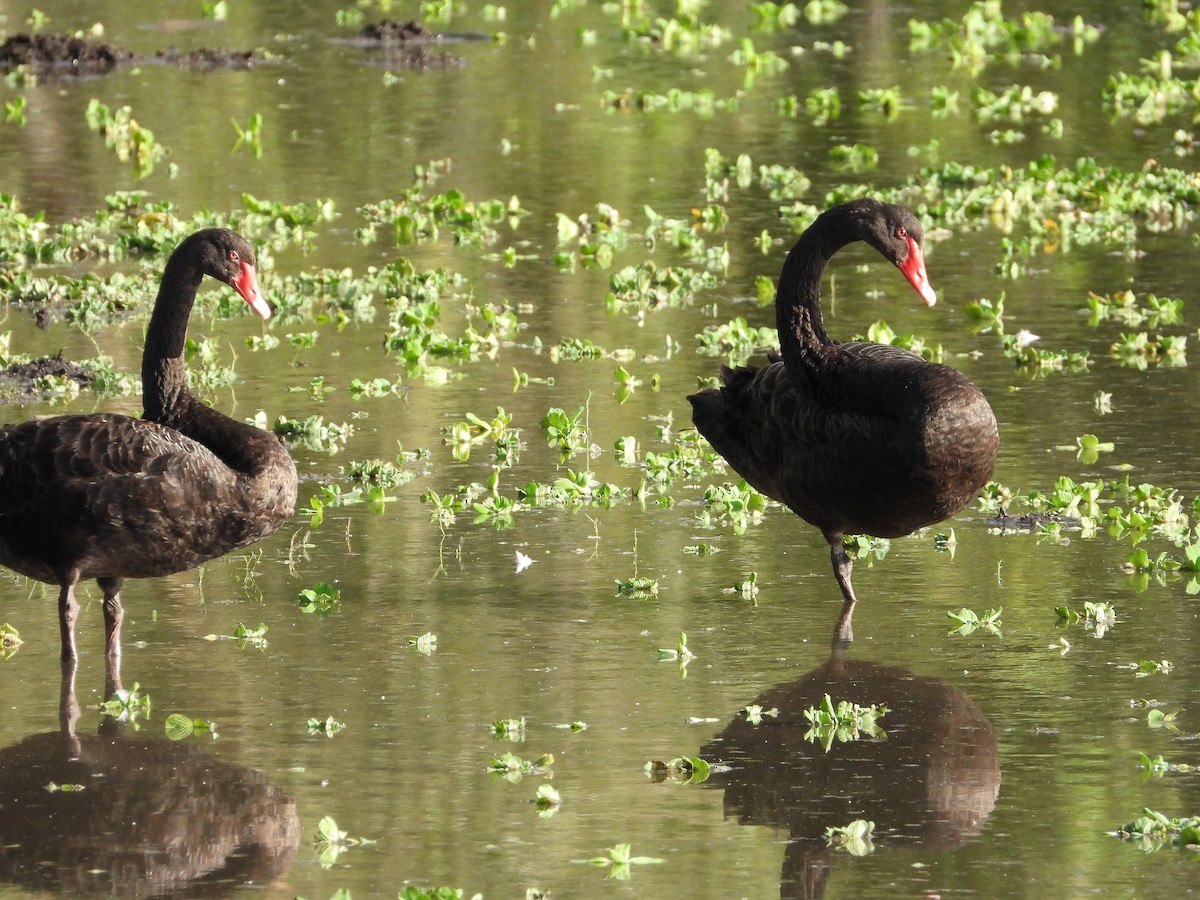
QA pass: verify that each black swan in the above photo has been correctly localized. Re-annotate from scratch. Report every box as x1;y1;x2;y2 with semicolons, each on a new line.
689;199;998;638
0;228;298;664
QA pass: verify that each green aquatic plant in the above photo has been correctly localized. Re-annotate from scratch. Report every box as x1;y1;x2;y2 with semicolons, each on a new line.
0;623;21;658
579;843;665;880
858;87;905;119
1055;601;1116;637
298;582;341;618
803;694;888;751
1128;659;1173;677
1115;809;1200;852
742;703;778;725
410;632;437;654
1137;752;1196;776
398;886;481;900
540;406;588;455
307;716;346;737
824;819;876;855
85;99;168;178
99;683;152;729
644;755;711;784
231;112;263;157
615;575;659;599
358;160;523;248
165;713;218;741
487;751;553;783
1073;434;1114;464
491;717;526;740
314;815;373;868
829;143;878;172
947;606;1003;636
4;96;27;126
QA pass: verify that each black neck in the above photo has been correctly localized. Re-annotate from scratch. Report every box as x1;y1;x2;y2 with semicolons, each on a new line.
141;251;202;424
775;207;860;361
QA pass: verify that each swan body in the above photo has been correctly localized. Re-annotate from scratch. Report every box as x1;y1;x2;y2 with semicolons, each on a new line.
0;229;297;663
689;199;998;622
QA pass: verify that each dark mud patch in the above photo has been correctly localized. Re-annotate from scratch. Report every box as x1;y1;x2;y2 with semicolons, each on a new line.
334;18;491;68
0;33;268;75
0;33;132;74
986;511;1080;532
362;19;441;42
152;47;261;70
0;356;93;404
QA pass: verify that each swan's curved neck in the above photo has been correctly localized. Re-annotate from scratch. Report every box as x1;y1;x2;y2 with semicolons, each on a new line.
775;209;859;359
141;253;202;425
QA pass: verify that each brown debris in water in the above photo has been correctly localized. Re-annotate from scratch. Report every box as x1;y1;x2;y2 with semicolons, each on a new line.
0;355;93;403
360;19;442;42
0;32;266;74
0;33;132;74
153;46;261;69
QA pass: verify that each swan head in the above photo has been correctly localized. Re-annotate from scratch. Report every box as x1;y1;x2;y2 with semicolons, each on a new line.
189;229;272;319
840;199;938;307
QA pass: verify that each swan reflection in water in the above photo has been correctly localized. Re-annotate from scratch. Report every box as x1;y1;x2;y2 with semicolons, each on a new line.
700;642;1000;900
0;660;300;897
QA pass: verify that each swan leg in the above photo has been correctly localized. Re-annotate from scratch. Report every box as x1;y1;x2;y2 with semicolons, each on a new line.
57;576;80;664
99;576;124;666
829;539;857;646
829;539;858;606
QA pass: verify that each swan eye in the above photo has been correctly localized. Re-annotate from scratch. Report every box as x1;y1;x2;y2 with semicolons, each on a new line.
896;227;908;239
228;250;240;262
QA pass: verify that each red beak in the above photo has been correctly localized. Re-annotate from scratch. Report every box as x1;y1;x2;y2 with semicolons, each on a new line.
233;260;271;319
897;235;937;307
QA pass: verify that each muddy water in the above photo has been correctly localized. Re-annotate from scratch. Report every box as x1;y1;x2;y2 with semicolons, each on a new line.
2;1;1200;897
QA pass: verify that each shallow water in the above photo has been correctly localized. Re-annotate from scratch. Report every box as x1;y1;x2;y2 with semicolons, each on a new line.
2;1;1200;897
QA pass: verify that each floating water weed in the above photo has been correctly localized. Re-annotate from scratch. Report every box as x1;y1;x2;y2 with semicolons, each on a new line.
803;694;888;751
947;607;1003;636
534;783;561;816
695;316;778;365
410;632;437;654
1084;290;1183;328
1114;809;1200;852
824;819;876;855
491;717;526;741
1147;708;1181;731
0;623;20;657
540;406;588;456
1055;601;1116;637
698;481;767;532
829;143;878;172
307;716;346;737
298;582;341;618
231;112;263;157
616;576;659;599
99;683;152;729
645;756;710;784
579;843;665;880
85;99;167;178
165;713;218;741
1073;434;1114;465
314;815;373;868
273;415;355;454
732;571;759;600
742;704;778;725
1127;659;1173;677
4;96;26;126
487;751;553;783
398;887;481;900
1137;752;1196;776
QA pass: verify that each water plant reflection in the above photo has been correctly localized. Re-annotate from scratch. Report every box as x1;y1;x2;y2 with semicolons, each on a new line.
0;662;299;897
700;645;999;900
